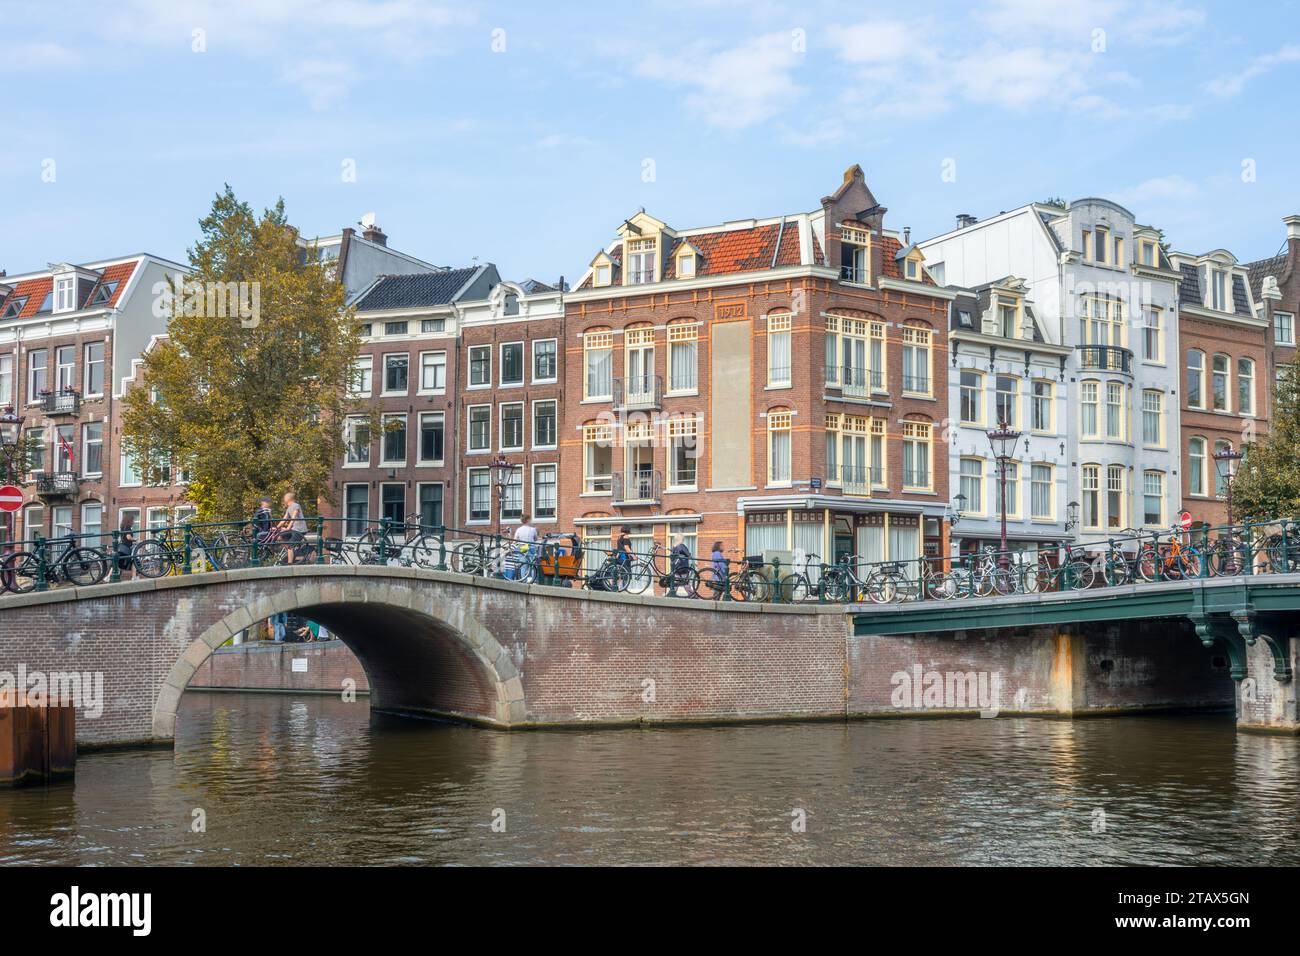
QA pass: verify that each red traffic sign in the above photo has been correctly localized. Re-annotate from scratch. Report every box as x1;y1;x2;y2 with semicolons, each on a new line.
1179;510;1193;530
0;485;23;513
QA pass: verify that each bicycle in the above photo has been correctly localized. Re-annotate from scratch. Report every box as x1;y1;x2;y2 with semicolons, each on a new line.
1263;524;1300;573
1136;525;1202;581
698;551;769;602
777;552;823;603
355;518;442;569
131;524;250;577
2;535;109;593
585;552;632;593
628;542;700;597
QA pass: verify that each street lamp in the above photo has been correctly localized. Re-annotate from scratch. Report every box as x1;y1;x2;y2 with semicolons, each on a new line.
950;493;967;528
1065;500;1080;533
1214;444;1244;527
985;419;1022;555
490;454;513;524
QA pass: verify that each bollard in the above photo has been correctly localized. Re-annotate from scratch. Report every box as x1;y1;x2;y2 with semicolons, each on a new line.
316;516;326;565
109;529;121;583
182;524;193;575
378;518;389;565
436;525;448;572
34;534;47;592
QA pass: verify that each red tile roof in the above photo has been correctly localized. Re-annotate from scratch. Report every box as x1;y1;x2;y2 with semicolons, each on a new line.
665;222;804;279
0;258;139;319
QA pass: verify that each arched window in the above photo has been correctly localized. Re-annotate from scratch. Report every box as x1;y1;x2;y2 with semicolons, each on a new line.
1211;353;1230;411
667;320;698;394
1188;437;1207;497
767;409;792;485
1237;357;1255;416
1080;380;1100;438
583;328;613;401
767;312;793;387
1187;349;1205;408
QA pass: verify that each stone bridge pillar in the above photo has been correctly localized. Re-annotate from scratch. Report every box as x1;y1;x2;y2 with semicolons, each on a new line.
1216;609;1300;733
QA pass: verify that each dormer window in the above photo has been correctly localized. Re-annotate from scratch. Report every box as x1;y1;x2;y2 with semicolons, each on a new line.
840;225;871;285
625;238;657;285
1210;269;1229;311
901;247;925;281
905;259;919;280
1;296;28;320
998;299;1019;338
673;241;700;279
90;280;119;306
1139;239;1157;267
54;276;76;313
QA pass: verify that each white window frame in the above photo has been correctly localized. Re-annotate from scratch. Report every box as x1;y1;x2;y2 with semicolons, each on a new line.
467;404;492;454
379;413;407;466
531;399;558;450
499;341;525;388
531;463;558;522
344;415;371;467
499;402;525;453
467;344;492;389
417;350;446;394
381;352;409;396
466;467;491;524
531;339;558;384
349;355;373;398
417;411;445;466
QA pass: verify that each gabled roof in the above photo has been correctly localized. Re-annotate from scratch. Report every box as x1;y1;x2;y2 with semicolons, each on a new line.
353;266;485;311
661;222;804;280
1245;251;1289;300
0;258;140;321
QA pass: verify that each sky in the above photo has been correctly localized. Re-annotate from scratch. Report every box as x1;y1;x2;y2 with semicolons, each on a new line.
3;0;1299;283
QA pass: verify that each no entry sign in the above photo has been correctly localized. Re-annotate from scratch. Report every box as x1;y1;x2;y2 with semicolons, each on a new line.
0;485;23;513
1179;510;1193;530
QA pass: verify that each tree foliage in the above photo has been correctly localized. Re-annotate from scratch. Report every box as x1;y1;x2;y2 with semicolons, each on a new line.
121;186;364;521
1233;363;1300;520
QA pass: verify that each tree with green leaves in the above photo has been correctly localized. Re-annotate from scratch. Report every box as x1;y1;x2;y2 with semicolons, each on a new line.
121;186;365;521
1232;363;1300;520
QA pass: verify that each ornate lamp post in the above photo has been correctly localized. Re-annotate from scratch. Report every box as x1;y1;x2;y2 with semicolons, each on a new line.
0;407;25;548
490;454;513;528
1213;444;1244;527
985;420;1022;555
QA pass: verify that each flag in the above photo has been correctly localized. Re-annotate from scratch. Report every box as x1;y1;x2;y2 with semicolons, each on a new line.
58;431;74;469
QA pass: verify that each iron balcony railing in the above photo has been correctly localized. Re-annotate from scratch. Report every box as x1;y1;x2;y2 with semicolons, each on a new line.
840;265;869;284
835;463;882;495
1077;345;1133;374
612;470;662;506
35;471;79;497
40;389;80;415
832;365;883;399
903;373;930;394
613;374;663;411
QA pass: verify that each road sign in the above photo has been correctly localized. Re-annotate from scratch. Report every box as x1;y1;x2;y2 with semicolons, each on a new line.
1179;510;1192;530
0;485;23;513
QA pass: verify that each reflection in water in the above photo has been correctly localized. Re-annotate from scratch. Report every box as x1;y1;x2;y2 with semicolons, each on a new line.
1;692;1298;865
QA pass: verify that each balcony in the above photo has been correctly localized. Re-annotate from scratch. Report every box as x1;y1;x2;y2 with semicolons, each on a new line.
40;389;81;415
1077;345;1132;375
840;265;869;285
613;375;663;412
836;464;882;496
612;470;661;506
831;365;884;401
34;471;78;497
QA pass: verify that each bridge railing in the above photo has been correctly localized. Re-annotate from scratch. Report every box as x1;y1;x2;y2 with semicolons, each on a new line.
1;514;1298;606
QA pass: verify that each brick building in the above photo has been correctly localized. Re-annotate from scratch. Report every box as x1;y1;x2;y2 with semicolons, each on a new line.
560;165;951;568
1167;248;1267;527
1245;214;1300;394
0;253;188;545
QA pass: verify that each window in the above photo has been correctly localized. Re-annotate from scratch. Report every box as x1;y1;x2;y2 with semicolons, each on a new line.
468;405;491;453
1080;296;1124;348
625;237;656;285
668;323;698;392
344;485;368;537
382;353;408;394
767;313;792;386
668;417;698;489
55;346;75;392
52;505;73;538
23;505;43;539
840;224;871;284
1143;472;1164;526
1238;358;1255;416
583;423;613;493
468;345;491;387
532;465;557;519
81;422;103;476
1210;269;1229;311
1140;239;1157;267
54;276;75;313
1276;312;1295;346
381;414;406;464
1094;227;1109;265
1031;464;1053;519
418;483;443;529
1187;350;1205;408
381;483;405;524
500;403;524;451
623;326;655;404
584;330;613;400
532;339;557;382
593;262;612;287
502;466;523;521
905;257;920;280
1002;461;1019;516
384;320;408;336
421;318;445;334
0;354;12;407
960;370;983;424
677;250;696;278
1211;353;1230;411
468;468;491;521
532;400;557;449
55;425;74;472
116;508;140;540
767;410;792;485
344;416;370;465
81;503;103;546
902;421;931;490
418;412;444;464
1080;381;1099;438
901;326;931;394
418;351;446;392
997;301;1017;338
1106;465;1125;529
824;315;884;395
1214;439;1232;497
146;507;168;530
118;444;139;485
1143;309;1162;362
28;348;47;398
995;376;1018;427
1031;381;1053;432
1189;437;1207;496
1105;381;1124;440
500;342;524;386
1141;390;1163;446
83;342;105;396
959;458;984;515
1082;464;1100;528
349;356;373;397
1;296;28;319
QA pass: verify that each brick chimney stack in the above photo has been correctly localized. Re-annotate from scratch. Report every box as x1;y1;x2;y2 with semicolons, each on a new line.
359;213;387;247
1285;215;1300;257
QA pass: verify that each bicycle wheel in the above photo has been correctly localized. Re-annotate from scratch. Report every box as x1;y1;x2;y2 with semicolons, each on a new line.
695;567;726;600
626;559;654;595
1063;559;1094;590
64;547;109;586
740;569;770;603
451;543;485;575
666;567;699;598
867;572;900;604
1136;546;1159;582
819;568;849;602
131;539;174;578
991;567;1017;595
1;551;40;593
1102;550;1130;586
213;531;250;569
409;534;442;569
1209;540;1243;577
1177;548;1203;579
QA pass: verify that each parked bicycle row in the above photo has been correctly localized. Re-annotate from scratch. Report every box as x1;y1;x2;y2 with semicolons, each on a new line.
2;510;1299;604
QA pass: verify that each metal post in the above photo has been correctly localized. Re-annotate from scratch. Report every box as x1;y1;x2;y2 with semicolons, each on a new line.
436;524;447;572
182;523;193;575
110;529;121;583
315;516;326;565
378;517;389;565
34;533;47;592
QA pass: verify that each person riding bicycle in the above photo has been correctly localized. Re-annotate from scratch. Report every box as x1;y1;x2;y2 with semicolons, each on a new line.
251;497;274;543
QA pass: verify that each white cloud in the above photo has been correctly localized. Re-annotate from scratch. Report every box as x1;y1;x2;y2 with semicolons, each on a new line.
826;19;928;65
281;59;358;111
1205;45;1300;98
1114;174;1201;206
0;42;81;72
978;0;1204;46
636;32;804;131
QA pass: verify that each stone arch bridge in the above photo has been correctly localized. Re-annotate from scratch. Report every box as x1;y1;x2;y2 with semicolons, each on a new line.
1;565;1297;748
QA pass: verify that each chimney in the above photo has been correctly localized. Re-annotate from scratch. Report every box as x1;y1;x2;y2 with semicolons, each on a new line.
903;227;912;245
956;213;977;230
1286;215;1300;249
359;212;387;247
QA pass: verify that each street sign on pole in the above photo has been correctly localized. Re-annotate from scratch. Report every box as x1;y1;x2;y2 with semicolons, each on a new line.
1179;510;1192;530
0;485;23;513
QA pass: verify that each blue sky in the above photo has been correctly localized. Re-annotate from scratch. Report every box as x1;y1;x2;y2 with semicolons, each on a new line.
4;0;1299;282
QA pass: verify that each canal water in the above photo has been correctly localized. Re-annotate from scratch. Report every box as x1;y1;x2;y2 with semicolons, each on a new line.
2;693;1297;866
